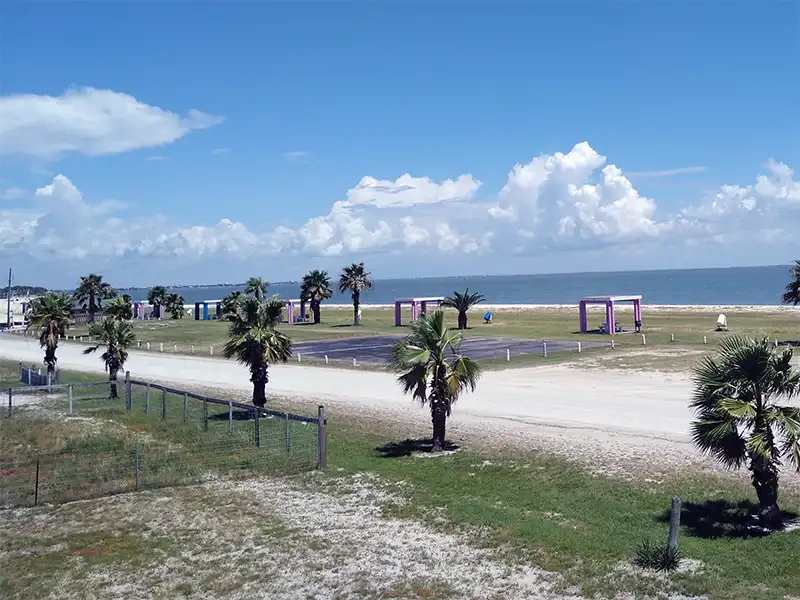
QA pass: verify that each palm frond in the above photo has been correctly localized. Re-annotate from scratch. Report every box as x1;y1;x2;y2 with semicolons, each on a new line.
690;414;747;468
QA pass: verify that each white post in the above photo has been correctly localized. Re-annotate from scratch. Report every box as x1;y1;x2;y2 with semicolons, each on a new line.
325;355;329;364
159;343;164;352
670;333;675;343
297;353;301;363
353;358;357;367
611;339;615;349
173;344;177;352
775;339;779;348
703;336;707;344
210;346;214;355
641;334;646;345
79;336;83;342
137;340;141;348
577;341;582;353
506;349;510;362
146;342;150;351
542;341;547;357
191;345;195;354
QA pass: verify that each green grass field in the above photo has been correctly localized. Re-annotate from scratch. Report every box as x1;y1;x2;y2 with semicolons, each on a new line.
59;305;799;370
2;357;800;599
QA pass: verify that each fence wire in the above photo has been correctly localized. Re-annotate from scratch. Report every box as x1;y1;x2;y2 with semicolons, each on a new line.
1;374;325;508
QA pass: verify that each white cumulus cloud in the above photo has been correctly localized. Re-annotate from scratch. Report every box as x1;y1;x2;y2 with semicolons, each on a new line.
0;143;797;278
0;87;223;158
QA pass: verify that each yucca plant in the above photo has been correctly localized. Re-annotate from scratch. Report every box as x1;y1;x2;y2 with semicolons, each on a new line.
633;539;681;572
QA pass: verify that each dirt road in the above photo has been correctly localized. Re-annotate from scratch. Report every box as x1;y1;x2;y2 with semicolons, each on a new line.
1;334;693;442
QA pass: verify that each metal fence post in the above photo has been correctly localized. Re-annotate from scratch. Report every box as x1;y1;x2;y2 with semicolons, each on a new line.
203;398;208;432
317;406;327;469
183;393;188;423
68;385;73;414
284;413;291;453
34;456;41;506
135;441;141;491
125;371;131;411
254;409;261;447
161;389;167;419
18;361;22;383
145;383;151;413
7;388;11;417
27;366;31;385
228;400;233;434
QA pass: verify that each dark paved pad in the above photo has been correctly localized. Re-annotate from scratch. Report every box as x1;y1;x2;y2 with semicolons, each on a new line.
292;335;606;364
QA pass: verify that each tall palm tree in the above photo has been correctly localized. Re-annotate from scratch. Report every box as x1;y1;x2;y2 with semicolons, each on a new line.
147;285;168;319
389;310;482;452
73;274;115;323
105;295;133;321
83;318;136;399
690;335;800;529
25;293;74;376
782;260;800;306
338;262;373;325
222;295;292;407
244;277;268;301
442;288;486;330
300;269;333;324
165;292;185;319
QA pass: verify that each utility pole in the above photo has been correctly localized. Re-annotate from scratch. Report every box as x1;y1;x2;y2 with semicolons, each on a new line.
6;268;11;329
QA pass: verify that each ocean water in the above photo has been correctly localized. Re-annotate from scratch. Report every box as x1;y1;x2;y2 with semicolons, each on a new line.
126;265;795;306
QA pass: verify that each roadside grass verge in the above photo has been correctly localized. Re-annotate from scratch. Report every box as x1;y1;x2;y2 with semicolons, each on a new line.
2;359;799;599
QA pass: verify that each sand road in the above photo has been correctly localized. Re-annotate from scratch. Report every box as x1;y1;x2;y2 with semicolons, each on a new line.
0;334;694;443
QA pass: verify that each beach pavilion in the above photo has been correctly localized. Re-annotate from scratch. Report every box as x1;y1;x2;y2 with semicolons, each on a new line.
578;295;642;335
394;296;444;326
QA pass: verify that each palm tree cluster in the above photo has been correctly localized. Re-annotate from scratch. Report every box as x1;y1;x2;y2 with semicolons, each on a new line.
74;273;116;323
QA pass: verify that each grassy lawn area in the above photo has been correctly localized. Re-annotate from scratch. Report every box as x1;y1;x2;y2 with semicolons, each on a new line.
57;306;800;368
0;360;318;507
2;358;799;599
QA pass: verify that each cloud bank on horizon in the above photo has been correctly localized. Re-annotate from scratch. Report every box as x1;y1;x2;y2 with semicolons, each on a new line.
1;88;798;285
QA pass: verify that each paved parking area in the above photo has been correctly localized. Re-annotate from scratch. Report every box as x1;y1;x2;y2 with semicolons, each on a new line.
292;335;607;364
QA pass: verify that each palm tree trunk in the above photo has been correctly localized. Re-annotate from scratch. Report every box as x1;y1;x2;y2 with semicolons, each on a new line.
458;311;467;330
109;367;119;398
45;346;57;376
312;300;321;324
251;363;268;407
431;401;447;452
750;459;782;528
89;292;96;323
353;291;360;325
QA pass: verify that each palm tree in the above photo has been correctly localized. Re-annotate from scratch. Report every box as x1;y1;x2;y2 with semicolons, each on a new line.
83;318;136;399
244;277;268;301
690;336;800;529
442;288;486;330
222;295;292;407
219;291;242;320
73;274;115;323
105;295;133;321
782;260;800;306
147;286;168;319
165;292;185;319
300;269;333;324
338;262;373;325
25;293;74;376
389;310;482;452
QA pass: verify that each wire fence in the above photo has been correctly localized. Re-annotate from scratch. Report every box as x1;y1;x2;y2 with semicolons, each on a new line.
1;372;326;508
18;364;61;386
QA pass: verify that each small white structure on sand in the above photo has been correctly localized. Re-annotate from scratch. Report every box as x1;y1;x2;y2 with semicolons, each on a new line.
716;314;728;331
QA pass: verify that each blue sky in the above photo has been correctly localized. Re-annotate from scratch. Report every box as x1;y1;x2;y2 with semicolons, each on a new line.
1;1;798;287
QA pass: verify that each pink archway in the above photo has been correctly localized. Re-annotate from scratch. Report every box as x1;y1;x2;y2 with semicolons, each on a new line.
579;295;642;335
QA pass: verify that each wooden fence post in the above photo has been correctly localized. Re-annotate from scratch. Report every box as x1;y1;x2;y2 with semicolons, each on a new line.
668;496;682;553
135;441;141;491
183;393;189;423
161;389;167;419
145;383;151;413
68;385;73;414
285;413;291;452
7;388;12;417
203;398;208;431
228;400;233;434
254;409;261;447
